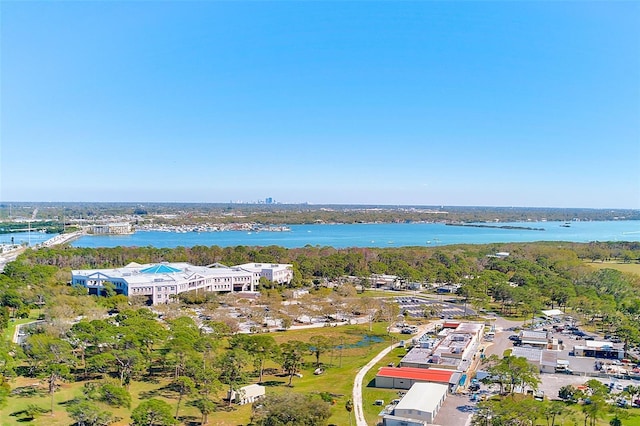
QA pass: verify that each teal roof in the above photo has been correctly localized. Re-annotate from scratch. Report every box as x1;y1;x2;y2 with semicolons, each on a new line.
140;264;181;274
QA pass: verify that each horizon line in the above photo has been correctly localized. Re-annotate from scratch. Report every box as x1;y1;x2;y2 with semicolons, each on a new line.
0;201;638;211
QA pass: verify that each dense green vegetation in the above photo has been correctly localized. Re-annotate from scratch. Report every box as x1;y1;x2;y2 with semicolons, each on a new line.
9;241;640;325
0;221;63;235
1;241;640;425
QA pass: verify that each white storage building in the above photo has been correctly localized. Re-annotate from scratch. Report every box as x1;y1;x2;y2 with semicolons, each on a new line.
383;382;448;425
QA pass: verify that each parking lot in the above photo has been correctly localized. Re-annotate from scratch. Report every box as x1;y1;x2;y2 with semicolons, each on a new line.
403;313;639;425
487;316;640;401
395;296;475;319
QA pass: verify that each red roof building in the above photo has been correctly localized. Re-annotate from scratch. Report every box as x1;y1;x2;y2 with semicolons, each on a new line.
442;321;461;329
375;367;459;390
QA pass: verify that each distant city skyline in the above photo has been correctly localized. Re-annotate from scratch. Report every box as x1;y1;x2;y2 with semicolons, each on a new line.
1;2;639;209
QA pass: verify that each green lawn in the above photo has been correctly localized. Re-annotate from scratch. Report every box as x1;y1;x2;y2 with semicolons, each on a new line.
554;402;640;426
585;261;640;277
361;346;408;424
3;318;639;426
0;322;400;426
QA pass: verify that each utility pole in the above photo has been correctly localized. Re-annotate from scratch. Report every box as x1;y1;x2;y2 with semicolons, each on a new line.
345;399;353;426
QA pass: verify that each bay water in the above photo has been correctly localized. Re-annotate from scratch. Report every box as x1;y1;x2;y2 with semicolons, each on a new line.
64;221;640;249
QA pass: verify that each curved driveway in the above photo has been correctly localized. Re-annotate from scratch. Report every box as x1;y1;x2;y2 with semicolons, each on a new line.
353;341;399;426
352;322;437;426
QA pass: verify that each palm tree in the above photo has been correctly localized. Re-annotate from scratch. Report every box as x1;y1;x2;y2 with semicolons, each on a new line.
543;400;567;426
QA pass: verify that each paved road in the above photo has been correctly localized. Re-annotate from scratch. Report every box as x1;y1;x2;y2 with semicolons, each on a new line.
0;247;26;272
12;320;44;344
0;231;85;272
484;316;524;358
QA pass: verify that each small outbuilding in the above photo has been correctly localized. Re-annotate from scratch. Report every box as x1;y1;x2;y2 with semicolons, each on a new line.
541;309;564;318
519;330;549;348
228;384;265;405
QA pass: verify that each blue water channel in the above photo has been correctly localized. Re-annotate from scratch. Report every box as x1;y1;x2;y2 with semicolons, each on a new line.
4;220;639;249
70;220;640;248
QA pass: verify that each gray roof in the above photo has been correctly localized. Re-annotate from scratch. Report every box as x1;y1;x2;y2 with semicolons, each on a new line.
402;347;433;365
521;330;547;340
395;383;448;414
511;346;542;363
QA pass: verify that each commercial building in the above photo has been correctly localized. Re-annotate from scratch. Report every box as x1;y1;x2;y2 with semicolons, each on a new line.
511;347;568;374
236;263;294;284
90;223;132;235
71;262;293;305
574;341;625;360
400;322;483;372
382;382;448;425
519;330;550;348
375;367;461;392
369;274;400;289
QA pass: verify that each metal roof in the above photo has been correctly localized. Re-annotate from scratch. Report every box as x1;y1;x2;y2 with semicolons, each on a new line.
395;382;448;413
377;367;454;383
511;346;542;362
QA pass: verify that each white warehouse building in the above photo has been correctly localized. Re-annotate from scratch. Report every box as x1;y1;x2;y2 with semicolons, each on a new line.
71;262;293;305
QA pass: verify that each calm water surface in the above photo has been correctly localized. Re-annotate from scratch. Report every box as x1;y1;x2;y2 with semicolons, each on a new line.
0;231;55;246
67;221;640;249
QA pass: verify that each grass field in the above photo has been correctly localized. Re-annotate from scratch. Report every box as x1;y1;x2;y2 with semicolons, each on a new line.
0;322;403;426
585;261;640;276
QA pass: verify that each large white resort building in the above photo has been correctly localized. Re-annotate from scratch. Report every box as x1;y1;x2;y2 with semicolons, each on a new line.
71;262;293;305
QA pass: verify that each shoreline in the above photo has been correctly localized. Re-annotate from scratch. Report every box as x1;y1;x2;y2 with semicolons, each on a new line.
445;223;545;231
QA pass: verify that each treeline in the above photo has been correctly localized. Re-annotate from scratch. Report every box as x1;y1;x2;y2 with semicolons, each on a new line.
11;240;640;281
2;202;639;224
0;220;63;234
3;241;640;329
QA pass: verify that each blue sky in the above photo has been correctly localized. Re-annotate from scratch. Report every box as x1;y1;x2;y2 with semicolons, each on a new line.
1;1;639;208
